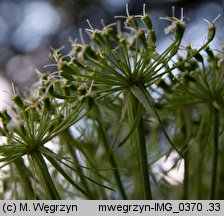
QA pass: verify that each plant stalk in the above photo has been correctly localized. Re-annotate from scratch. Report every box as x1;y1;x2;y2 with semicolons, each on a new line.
197;141;203;199
210;108;219;200
126;91;152;199
30;150;61;200
59;129;92;197
217;147;224;199
96;116;128;200
183;146;189;199
14;158;36;199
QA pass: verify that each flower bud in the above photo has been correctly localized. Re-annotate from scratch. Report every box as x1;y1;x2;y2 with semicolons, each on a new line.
149;30;156;44
177;55;183;62
69;83;78;92
119;38;126;47
194;52;204;63
12;94;25;110
137;29;147;48
175;63;185;72
74;45;82;53
47;84;67;100
78;84;87;95
156;78;170;92
48;85;55;96
207;24;216;41
62;84;70;96
189;48;204;63
59;70;75;81
205;46;214;60
72;58;86;69
102;27;118;42
58;61;69;73
184;60;198;71
61;56;70;62
92;31;105;46
85;93;95;111
83;45;98;60
0;110;11;124
141;14;152;30
185;44;192;57
42;95;52;112
39;73;48;81
174;21;185;41
125;16;138;29
0;127;7;136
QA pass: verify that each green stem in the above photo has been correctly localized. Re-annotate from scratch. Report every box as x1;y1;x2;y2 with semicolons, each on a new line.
197;141;203;199
217;147;224;199
210;108;219;200
30;150;61;200
126;92;152;199
183;146;189;199
14;158;36;199
96;116;128;200
59;129;92;198
180;111;189;200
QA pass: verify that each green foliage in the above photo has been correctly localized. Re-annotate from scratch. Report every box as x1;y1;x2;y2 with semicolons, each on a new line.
0;4;223;200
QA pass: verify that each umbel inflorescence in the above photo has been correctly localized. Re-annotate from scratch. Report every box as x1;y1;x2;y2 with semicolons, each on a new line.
0;4;221;200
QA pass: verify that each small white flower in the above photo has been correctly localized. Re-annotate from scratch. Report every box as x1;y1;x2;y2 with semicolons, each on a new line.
160;7;186;35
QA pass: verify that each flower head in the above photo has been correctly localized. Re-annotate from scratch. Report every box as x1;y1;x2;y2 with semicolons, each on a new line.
160;7;186;39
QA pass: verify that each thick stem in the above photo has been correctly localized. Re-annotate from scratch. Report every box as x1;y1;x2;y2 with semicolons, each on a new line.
126;92;152;199
217;147;224;199
210;108;219;200
30;150;60;200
